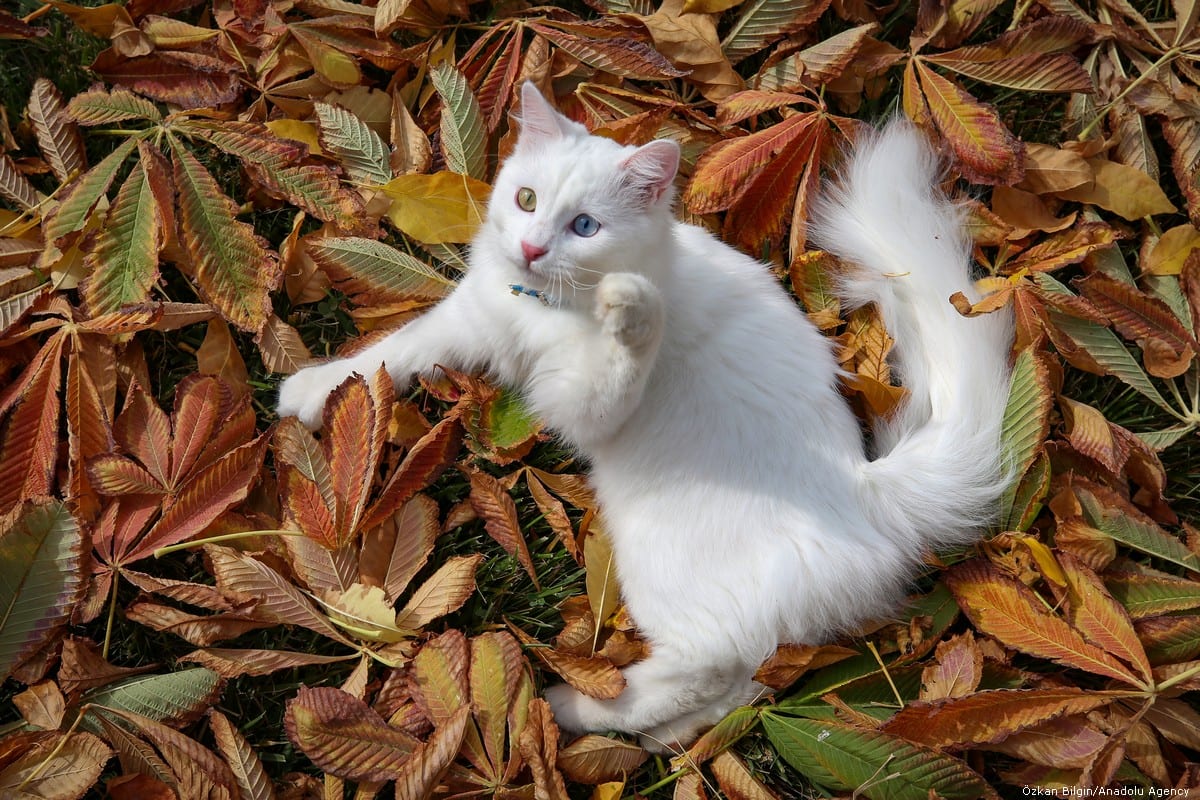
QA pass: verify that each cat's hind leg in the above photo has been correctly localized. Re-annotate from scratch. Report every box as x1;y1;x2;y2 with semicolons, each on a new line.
544;649;747;744
636;677;766;754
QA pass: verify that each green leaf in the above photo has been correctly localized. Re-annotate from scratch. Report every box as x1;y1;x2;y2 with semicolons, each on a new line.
67;87;162;126
0;500;85;681
1004;451;1051;532
1078;488;1200;572
82;144;170;316
998;348;1053;525
306;236;455;305
1107;573;1200;619
170;137;280;333
761;713;997;799
779;665;924;721
315;102;393;186
429;62;488;181
478;388;542;455
41;137;137;248
189;121;368;233
1038;273;1175;413
722;0;832;64
82;668;223;729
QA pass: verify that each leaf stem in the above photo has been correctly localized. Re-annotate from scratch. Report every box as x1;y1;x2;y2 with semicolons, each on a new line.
15;706;87;793
153;529;306;558
636;766;688;796
1007;0;1036;31
1078;47;1182;142
866;641;904;708
1155;660;1200;692
102;568;120;661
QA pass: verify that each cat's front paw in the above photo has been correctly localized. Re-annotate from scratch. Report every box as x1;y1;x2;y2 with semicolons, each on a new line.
277;362;354;429
594;272;663;350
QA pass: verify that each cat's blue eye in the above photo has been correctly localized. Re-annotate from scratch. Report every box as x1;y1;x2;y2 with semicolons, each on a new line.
571;214;600;237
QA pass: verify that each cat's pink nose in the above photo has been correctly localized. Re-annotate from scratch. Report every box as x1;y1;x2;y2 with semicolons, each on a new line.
521;241;547;263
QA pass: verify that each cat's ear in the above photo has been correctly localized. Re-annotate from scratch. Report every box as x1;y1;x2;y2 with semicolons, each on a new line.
620;139;681;207
516;82;569;144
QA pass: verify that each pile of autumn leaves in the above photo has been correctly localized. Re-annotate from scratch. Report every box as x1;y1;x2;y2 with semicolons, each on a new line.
2;0;1200;797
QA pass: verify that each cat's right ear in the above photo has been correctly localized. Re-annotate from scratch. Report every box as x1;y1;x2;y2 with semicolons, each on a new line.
516;82;567;145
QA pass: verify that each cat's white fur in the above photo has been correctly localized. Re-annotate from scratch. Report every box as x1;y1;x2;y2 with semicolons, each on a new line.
278;83;1013;751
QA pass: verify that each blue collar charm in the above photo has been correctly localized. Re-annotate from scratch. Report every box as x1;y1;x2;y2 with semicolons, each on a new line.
509;284;553;306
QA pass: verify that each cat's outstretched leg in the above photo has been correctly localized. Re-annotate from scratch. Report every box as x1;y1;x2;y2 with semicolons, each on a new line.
277;289;488;429
544;648;748;750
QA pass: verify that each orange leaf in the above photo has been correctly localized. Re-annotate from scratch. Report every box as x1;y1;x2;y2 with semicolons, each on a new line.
361;415;462;531
468;469;539;588
133;434;268;560
943;559;1144;685
512;625;625;700
558;734;648;784
327;369;393;541
913;59;1024;185
1076;272;1198;363
882;687;1123;748
984;714;1108;767
1057;552;1154;686
920;631;983;701
685;114;815;213
711;750;779;800
1059;396;1128;475
285;686;419;782
395;554;482;629
517;699;571;800
393;706;471;800
0;334;65;508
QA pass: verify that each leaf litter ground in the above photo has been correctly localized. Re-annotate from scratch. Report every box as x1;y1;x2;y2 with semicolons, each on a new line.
2;0;1200;798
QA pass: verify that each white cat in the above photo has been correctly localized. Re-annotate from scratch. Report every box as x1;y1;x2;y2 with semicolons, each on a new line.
278;83;1013;751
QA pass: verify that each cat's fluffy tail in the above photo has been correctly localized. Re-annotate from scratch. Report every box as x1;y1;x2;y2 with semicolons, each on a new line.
811;120;1013;551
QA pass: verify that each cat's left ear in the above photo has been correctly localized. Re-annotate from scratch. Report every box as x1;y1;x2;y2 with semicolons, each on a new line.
517;81;570;144
620;139;681;207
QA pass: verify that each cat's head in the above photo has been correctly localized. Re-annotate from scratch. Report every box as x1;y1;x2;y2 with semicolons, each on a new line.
476;82;681;302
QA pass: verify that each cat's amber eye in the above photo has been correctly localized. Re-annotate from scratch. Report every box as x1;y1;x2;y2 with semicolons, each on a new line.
516;187;537;212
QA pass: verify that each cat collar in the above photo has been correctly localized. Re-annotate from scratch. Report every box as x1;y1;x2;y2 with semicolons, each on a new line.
508;284;554;306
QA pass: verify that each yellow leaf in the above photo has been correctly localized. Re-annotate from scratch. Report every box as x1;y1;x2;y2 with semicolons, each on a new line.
1019;143;1092;195
265;120;324;156
294;32;362;86
317;583;411;643
1145;224;1200;275
382;171;491;244
592;782;625;800
1019;536;1067;586
583;522;620;654
141;16;219;47
1055;157;1176;220
641;0;742;102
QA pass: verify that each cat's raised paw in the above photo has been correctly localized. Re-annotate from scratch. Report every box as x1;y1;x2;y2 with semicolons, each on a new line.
595;272;663;350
